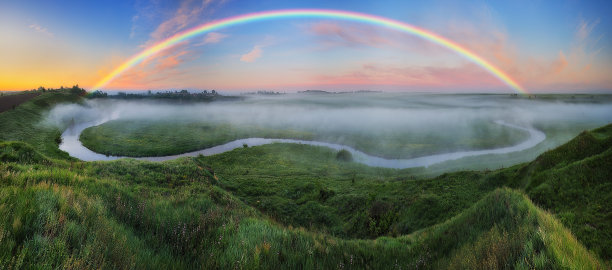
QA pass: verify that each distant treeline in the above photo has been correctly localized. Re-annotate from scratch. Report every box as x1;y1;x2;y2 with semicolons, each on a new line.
297;90;382;94
242;90;285;95
88;89;241;102
0;85;87;96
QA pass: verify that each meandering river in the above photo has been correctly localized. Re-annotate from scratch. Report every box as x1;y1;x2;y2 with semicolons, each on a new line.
59;119;545;169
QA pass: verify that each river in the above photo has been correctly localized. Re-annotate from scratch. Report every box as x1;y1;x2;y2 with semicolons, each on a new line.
59;118;546;169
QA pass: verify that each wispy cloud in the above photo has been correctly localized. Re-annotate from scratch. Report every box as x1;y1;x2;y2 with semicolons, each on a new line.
129;15;140;39
156;49;191;70
194;32;229;46
29;23;54;37
576;18;599;42
304;21;447;56
309;21;394;48
147;0;218;45
114;0;228;88
240;45;262;63
312;63;498;89
440;10;609;90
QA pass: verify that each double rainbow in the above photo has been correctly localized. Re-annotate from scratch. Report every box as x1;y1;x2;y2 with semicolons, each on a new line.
93;9;526;93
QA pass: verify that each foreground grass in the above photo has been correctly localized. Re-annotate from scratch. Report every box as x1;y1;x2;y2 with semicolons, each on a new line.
0;145;604;268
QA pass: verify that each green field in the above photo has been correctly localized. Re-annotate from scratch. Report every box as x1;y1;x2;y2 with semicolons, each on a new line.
79;117;529;159
0;91;610;268
80;120;314;157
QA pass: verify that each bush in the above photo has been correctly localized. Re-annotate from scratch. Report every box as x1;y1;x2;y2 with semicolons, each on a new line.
336;149;353;162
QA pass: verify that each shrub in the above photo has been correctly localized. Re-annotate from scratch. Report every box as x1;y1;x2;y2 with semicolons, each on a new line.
336;149;352;162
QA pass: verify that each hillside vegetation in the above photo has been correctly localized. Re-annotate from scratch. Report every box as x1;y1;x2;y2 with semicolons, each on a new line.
0;91;609;269
0;89;85;159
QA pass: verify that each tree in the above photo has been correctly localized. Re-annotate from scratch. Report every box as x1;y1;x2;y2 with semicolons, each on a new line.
89;90;107;98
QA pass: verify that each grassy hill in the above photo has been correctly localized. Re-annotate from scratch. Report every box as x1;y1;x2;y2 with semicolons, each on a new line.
0;91;609;268
0;90;84;159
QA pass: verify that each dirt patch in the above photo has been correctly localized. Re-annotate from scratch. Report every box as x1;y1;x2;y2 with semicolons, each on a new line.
0;92;41;113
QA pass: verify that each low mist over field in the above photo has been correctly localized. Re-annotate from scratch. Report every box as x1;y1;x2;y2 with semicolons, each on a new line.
47;93;612;163
48;93;612;127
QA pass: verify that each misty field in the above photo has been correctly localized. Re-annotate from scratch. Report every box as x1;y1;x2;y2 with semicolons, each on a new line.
63;93;612;172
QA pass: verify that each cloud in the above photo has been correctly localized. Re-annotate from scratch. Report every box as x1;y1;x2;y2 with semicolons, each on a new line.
305;21;448;56
28;23;54;37
308;21;397;49
576;18;599;42
440;11;609;91
148;0;214;44
312;63;499;89
240;45;263;63
311;22;385;46
109;45;194;89
129;15;140;38
156;50;191;70
194;32;228;46
110;0;230;88
551;51;568;74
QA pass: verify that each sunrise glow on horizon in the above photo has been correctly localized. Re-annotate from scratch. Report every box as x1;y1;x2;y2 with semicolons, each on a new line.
1;0;611;93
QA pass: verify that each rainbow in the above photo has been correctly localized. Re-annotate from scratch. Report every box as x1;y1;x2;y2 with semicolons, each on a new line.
93;9;526;93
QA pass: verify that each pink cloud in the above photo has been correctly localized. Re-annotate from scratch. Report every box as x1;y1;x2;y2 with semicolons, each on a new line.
240;45;263;63
305;21;452;56
147;0;215;45
108;45;194;89
311;63;501;89
441;15;609;91
111;0;230;88
551;51;568;74
309;21;395;48
156;50;191;70
28;23;54;37
194;32;228;46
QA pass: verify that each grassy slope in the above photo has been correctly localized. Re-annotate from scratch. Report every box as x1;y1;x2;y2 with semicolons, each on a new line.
202;143;494;238
0;91;82;160
0;91;609;268
0;146;604;268
518;124;612;261
200;124;612;264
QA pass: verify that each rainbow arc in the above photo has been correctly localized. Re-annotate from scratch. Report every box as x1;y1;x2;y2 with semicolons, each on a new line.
93;9;526;94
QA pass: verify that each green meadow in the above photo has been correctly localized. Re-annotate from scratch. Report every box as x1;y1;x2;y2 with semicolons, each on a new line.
79;118;530;159
0;90;610;269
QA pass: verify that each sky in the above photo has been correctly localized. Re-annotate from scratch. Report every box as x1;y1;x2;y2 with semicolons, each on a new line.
1;0;611;93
